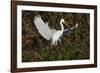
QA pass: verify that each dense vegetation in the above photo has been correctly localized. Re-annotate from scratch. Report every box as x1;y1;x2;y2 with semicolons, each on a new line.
22;10;90;62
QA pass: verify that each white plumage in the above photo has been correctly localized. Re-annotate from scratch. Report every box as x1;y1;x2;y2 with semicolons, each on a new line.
34;15;52;40
34;15;78;46
51;19;64;45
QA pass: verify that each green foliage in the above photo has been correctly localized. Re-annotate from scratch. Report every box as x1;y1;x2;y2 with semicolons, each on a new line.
22;10;90;62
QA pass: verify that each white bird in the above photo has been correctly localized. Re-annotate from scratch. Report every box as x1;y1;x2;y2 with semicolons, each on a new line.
51;19;64;45
34;15;78;46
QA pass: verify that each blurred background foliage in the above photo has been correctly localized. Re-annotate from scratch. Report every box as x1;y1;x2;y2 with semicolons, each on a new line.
22;10;90;62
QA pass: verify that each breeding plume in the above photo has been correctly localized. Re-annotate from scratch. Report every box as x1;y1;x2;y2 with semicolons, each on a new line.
34;15;78;45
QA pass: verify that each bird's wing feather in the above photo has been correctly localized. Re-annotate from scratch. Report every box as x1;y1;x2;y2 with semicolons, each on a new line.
34;16;52;40
64;23;78;32
64;23;78;36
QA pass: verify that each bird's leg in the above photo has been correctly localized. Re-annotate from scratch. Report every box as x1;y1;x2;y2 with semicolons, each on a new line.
50;43;52;46
54;41;57;45
55;41;57;46
58;39;61;44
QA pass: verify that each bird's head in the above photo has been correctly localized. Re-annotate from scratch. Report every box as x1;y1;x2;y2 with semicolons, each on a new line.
60;18;65;23
60;18;67;25
60;18;65;24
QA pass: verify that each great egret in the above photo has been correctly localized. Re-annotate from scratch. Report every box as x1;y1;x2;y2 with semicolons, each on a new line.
51;19;65;45
34;15;78;46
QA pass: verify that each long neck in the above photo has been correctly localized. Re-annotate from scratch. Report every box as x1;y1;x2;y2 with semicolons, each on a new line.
60;21;64;32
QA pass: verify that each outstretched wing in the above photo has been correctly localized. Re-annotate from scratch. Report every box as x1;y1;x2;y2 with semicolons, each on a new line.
64;23;78;32
34;15;52;40
64;23;78;36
